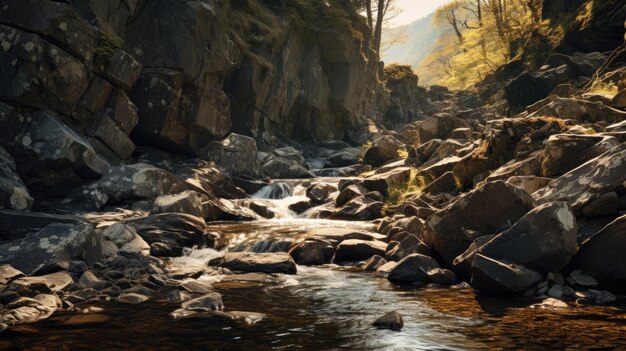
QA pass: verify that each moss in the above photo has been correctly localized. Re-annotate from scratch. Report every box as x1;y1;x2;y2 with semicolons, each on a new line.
384;64;418;84
386;169;426;204
93;32;124;61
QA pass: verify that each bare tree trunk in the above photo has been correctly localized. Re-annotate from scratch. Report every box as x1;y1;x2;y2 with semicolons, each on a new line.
477;0;482;26
373;0;385;55
366;0;373;32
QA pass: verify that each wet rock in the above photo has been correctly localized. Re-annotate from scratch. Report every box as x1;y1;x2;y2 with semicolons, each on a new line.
547;284;564;298
479;202;577;274
331;196;384;221
0;265;24;285
306;183;337;204
336;184;365;207
213;252;297;274
151;190;207;218
387;253;441;284
470;254;543;295
288;241;328;265
181;292;224;312
422;180;535;266
534;144;626;214
0;221;103;275
359;255;387;271
531;298;569;309
572;216;626;292
569;270;599;288
288;200;312;215
261;156;313;179
125;213;213;250
0;147;33;210
373;311;403;331
385;234;430;262
10;272;74;293
179;280;214;294
427;268;459;285
374;261;398;278
116;292;149;304
332;239;387;263
201;133;260;177
363;135;404;167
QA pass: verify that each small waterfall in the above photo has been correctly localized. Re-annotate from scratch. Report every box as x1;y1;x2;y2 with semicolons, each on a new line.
253;182;293;199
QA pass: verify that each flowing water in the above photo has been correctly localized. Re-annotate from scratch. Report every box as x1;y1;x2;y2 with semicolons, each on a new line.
3;179;626;350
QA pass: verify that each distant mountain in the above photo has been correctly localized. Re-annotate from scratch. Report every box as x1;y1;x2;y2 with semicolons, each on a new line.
382;13;443;84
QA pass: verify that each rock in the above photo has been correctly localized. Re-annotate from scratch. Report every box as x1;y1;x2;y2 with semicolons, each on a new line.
470;254;544;295
422;171;458;195
93;49;142;91
214;252;297;274
531;298;569;309
387;253;441;284
581;192;620;218
101;223;138;248
374;261;398;278
486;153;541;182
504;66;571;114
427;268;459;285
545;52;607;77
534;144;626;214
124;213;213;249
116;292;149;304
181;292;224;312
202;133;260;177
288;200;312;215
422;181;535;266
0;265;24;285
179;280;214;294
260;156;313;179
2;112;110;198
288;241;328;265
363;167;412;196
507;176;552;194
0;221;103;276
547;284;564;298
10;272;74;293
325;148;361;167
359;255;387;271
541;134;619;177
89;163;188;207
306;183;337;204
478;202;578;274
417;113;471;143
610;88;626;109
528;98;626;124
336;185;365;207
363;135;404;166
151;190;207;218
569;269;599;288
573;214;626;292
78;271;108;290
385;234;430;262
372;311;403;331
86;114;136;159
588;289;617;305
331;196;384;221
333;239;387;263
0;147;33;210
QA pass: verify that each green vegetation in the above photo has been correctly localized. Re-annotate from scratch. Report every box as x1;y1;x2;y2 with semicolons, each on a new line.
588;80;619;97
418;0;599;89
384;64;418;84
94;32;124;60
386;168;426;204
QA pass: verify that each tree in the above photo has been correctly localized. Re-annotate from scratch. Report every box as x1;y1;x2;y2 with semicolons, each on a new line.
364;0;400;55
434;1;466;44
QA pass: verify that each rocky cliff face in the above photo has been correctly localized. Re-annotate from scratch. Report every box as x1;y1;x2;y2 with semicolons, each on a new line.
0;0;389;202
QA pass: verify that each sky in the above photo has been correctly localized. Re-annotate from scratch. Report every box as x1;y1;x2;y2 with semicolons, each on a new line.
391;0;453;26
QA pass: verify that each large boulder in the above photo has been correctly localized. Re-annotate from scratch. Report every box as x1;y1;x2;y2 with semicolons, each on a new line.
416;113;471;143
260;156;313;179
504;65;571;115
528;98;626;124
124;213;214;250
470;254;543;295
479;202;578;274
332;239;387;263
1;111;110;198
541;134;620;177
151;190;207;218
213;252;297;274
87;163;188;208
0;221;103;275
387;253;441;284
534;144;626;214
573;215;626;292
0;211;84;242
422;181;535;266
202;133;260;177
0;147;33;210
363;167;412;196
363;135;404;167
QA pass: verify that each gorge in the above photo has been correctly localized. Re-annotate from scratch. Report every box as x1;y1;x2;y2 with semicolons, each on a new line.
1;0;626;350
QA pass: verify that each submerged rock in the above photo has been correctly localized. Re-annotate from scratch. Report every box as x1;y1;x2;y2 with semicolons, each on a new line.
373;311;403;331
